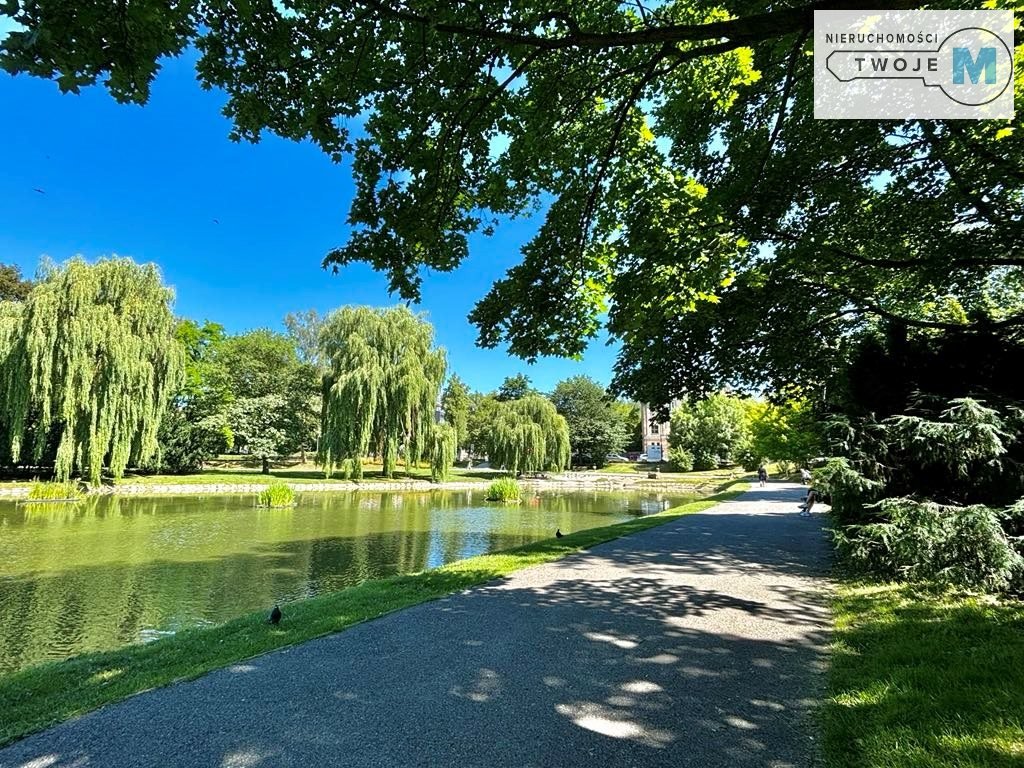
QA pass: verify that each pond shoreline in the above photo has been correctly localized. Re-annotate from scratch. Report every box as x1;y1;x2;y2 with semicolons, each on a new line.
0;472;736;499
0;484;749;747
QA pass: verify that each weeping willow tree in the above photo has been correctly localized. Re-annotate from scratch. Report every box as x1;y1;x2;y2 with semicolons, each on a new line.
429;423;457;483
319;306;446;479
0;300;25;466
488;394;570;475
0;258;184;484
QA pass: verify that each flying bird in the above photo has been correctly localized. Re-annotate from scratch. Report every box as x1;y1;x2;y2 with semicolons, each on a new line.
555;529;565;539
268;605;282;625
212;218;219;224
33;188;45;194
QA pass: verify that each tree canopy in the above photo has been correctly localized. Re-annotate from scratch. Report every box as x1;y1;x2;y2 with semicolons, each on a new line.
550;375;629;466
284;309;325;368
157;319;233;473
7;1;1015;404
495;374;535;402
0;257;183;483
318;305;447;478
747;399;821;469
668;393;752;471
157;322;320;472
441;374;471;453
0;263;32;302
487;394;571;474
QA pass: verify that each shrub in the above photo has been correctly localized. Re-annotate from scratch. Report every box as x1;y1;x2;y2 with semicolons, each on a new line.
485;477;521;502
834;497;1023;592
1004;499;1024;594
257;482;296;508
667;446;694;472
813;457;881;523
156;409;233;474
737;448;761;472
27;480;84;502
692;448;719;471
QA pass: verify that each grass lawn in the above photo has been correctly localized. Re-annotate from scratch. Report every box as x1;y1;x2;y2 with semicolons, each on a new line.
119;464;500;485
825;582;1024;768
599;463;748;483
0;483;748;746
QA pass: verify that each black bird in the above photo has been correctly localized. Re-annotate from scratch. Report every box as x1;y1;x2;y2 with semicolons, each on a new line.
555;528;565;539
33;188;45;194
212;218;219;224
268;605;282;625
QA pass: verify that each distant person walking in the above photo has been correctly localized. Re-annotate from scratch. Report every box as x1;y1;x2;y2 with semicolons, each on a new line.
800;468;811;485
757;466;768;487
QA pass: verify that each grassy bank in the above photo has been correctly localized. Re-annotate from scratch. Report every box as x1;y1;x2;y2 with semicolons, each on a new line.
120;464;497;485
0;483;747;746
825;583;1024;768
597;464;747;481
0;462;502;490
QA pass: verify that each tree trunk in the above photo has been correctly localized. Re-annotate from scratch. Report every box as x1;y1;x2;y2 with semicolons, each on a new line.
262;456;270;475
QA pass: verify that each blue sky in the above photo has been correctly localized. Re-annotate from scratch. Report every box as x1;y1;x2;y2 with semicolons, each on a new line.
0;41;619;394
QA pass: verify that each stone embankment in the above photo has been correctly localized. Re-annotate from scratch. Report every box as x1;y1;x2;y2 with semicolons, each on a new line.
0;470;731;499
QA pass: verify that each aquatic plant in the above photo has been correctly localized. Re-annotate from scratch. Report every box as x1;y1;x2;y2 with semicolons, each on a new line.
257;482;296;508
485;477;522;503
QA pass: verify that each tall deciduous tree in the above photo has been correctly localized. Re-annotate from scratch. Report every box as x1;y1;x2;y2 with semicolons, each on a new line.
156;318;233;474
284;309;325;368
747;399;821;469
5;0;1018;406
0;257;183;483
441;374;471;454
550;375;628;467
669;394;752;471
0;263;32;302
488;394;570;475
429;422;457;482
214;329;320;462
496;374;535;402
467;392;502;458
319;306;447;479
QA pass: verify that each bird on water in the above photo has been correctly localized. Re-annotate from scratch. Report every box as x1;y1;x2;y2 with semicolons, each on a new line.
555;529;565;539
269;605;282;625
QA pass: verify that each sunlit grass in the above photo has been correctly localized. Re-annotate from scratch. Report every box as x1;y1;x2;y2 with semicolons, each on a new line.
0;483;747;746
119;463;496;486
825;583;1024;768
597;463;746;482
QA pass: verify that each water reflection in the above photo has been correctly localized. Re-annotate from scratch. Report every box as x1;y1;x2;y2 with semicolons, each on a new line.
0;487;695;674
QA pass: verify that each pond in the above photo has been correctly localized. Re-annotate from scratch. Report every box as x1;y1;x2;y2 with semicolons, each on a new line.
0;487;697;675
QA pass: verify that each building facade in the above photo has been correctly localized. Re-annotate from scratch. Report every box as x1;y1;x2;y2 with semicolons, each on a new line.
640;402;678;461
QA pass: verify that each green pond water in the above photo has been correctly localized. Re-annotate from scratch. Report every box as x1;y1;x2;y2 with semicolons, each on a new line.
0;487;696;675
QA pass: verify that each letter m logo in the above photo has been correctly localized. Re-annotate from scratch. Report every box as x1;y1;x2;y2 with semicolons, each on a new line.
952;47;997;84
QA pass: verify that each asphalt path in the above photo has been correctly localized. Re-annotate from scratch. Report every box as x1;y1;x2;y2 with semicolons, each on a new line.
0;482;830;768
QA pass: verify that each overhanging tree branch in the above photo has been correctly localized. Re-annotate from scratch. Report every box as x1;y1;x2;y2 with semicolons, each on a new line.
354;0;920;52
